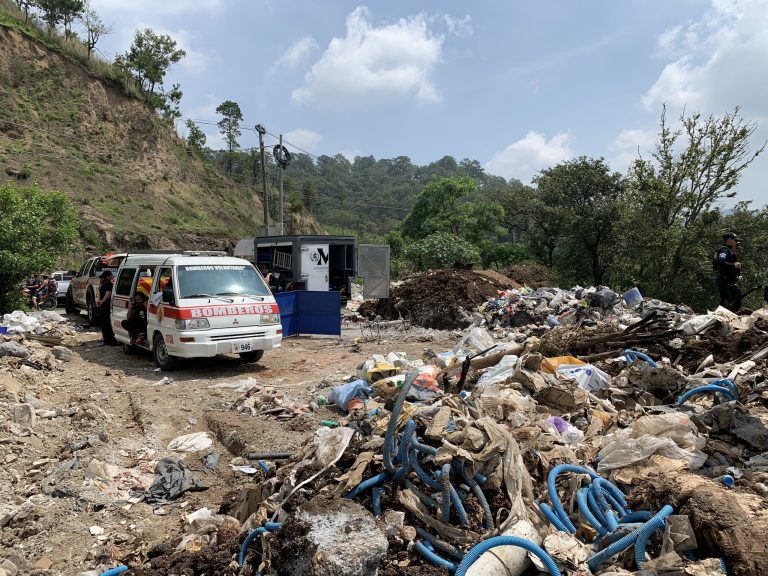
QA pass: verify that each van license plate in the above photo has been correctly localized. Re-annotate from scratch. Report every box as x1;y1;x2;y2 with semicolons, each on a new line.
232;341;252;353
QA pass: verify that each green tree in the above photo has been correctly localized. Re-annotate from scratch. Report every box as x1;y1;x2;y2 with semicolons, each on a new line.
60;0;84;39
118;28;186;96
0;183;79;314
79;2;112;59
533;157;624;285
216;100;242;173
615;106;765;307
35;0;64;30
12;0;36;23
404;232;480;271
159;82;182;122
185;119;207;156
402;176;504;243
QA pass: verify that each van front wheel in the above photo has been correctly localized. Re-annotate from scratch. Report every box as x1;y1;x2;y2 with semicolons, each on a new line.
153;334;178;371
240;350;264;363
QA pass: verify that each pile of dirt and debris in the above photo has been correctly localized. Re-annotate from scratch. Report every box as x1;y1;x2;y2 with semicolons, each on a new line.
358;269;511;329
504;263;558;288
202;293;768;576
6;284;768;575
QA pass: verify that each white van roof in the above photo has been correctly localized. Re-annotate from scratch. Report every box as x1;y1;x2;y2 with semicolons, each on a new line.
119;254;251;267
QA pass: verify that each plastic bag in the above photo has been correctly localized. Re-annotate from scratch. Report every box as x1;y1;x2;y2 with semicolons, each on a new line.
330;379;373;412
453;327;496;356
546;416;584;446
555;363;610;391
476;355;519;395
541;356;585;374
597;412;706;471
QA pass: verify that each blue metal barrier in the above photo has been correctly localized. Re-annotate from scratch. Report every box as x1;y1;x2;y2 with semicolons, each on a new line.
276;291;341;337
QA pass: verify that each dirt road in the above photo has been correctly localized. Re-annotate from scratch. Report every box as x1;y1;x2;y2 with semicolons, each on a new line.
0;313;452;574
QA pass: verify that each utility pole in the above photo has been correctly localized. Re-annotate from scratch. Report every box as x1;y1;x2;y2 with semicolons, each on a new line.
255;124;269;234
279;134;284;234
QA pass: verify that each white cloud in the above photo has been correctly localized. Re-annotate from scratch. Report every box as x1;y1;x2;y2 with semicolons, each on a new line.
268;37;318;76
608;127;658;173
123;23;209;75
292;6;444;106
644;0;768;116
92;0;223;15
167;29;209;75
442;14;473;38
283;129;322;152
485;131;573;183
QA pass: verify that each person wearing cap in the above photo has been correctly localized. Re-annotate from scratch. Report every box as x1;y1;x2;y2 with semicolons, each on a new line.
715;232;742;312
96;270;118;346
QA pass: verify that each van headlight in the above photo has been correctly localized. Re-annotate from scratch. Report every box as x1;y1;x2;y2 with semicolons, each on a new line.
175;319;210;330
260;313;280;325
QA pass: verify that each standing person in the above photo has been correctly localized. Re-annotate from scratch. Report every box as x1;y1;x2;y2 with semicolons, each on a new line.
96;271;118;346
714;232;742;312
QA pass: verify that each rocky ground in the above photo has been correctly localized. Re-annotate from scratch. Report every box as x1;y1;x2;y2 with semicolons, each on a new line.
0;310;453;575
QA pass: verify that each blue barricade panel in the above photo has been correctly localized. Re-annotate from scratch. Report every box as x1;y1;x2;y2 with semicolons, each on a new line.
275;291;341;337
276;292;298;337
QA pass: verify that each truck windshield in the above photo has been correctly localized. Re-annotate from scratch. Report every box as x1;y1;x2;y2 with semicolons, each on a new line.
176;264;271;299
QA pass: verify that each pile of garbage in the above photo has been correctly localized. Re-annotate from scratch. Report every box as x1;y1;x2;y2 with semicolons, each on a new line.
155;289;768;576
1;310;77;339
358;269;510;329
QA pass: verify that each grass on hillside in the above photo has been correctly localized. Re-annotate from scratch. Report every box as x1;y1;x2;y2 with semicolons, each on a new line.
0;0;142;99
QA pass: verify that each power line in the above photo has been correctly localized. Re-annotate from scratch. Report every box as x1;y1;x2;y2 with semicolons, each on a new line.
0;114;413;215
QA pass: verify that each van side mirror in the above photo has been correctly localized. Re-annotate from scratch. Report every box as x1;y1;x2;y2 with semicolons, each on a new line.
162;288;175;305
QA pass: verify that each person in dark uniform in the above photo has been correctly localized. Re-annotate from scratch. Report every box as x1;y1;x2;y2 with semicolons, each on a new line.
715;232;742;312
96;271;118;346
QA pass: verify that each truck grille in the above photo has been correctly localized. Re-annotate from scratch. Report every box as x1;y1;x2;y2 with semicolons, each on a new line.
209;332;267;342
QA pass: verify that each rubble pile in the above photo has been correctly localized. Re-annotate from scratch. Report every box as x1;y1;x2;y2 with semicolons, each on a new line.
208;291;768;576
358;269;509;329
4;286;768;575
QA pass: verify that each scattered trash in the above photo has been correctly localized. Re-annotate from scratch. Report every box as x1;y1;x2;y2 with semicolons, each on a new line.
167;432;213;452
145;457;208;504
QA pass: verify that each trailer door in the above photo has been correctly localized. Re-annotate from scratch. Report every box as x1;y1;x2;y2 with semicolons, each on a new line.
357;244;390;299
300;244;330;291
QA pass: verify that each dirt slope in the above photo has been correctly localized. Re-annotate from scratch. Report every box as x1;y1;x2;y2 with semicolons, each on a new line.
0;23;322;253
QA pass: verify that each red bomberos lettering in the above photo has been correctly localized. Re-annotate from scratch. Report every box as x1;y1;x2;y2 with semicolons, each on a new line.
189;305;275;318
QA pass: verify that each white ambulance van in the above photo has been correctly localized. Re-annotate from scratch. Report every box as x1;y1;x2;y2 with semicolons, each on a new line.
110;252;282;370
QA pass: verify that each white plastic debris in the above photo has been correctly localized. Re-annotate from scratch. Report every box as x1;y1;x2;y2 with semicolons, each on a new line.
167;432;213;452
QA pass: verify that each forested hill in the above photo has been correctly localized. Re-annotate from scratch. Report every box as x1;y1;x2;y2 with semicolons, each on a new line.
210;149;521;239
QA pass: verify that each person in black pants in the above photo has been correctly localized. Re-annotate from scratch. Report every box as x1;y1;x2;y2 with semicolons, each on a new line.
714;232;742;312
96;271;118;346
121;292;148;346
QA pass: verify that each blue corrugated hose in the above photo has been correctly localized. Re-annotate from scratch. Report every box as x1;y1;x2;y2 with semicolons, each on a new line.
100;567;128;576
238;522;282;566
624;349;658;368
415;540;457;572
676;384;735;405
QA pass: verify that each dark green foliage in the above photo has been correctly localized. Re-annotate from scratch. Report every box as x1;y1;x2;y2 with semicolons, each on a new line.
0;183;79;313
216;100;242;173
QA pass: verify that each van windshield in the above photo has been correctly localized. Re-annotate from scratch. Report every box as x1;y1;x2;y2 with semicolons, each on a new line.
176;264;271;299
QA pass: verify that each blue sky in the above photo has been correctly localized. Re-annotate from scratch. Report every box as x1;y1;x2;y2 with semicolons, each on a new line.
91;0;768;205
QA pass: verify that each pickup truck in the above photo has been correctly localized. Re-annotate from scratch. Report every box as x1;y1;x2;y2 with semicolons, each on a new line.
52;270;75;307
64;256;121;323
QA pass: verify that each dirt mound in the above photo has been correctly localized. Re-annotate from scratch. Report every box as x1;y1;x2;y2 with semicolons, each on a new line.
476;269;521;288
679;320;768;372
129;521;250;575
359;269;506;329
504;263;558;288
